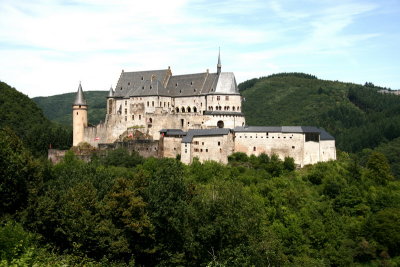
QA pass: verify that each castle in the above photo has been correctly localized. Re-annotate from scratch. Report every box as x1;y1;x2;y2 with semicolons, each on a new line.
72;53;336;166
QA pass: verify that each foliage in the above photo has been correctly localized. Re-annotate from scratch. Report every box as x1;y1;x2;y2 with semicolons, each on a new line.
0;81;71;156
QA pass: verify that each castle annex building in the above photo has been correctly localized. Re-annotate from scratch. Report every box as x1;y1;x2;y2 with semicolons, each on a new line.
72;54;336;166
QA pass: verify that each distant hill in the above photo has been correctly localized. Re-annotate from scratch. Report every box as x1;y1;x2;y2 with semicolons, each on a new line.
240;73;400;152
0;81;71;155
33;91;108;126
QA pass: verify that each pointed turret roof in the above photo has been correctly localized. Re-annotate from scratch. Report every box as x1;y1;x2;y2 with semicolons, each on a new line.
73;82;87;106
108;86;114;97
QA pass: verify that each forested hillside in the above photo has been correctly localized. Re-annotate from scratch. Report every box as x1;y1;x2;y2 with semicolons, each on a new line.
1;130;400;266
33;91;108;126
241;73;400;153
2;79;400;266
0;81;71;155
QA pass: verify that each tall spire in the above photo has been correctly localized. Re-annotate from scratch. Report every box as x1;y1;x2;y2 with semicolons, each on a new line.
217;47;221;74
108;85;114;97
73;82;87;106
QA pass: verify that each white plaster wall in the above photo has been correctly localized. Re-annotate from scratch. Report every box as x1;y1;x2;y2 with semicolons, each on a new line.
319;140;336;162
203;114;245;129
183;133;234;164
181;143;191;164
206;95;242;111
304;141;321;166
234;132;305;165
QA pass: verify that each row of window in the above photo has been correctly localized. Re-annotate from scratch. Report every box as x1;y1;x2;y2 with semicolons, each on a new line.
175;106;198;113
193;141;221;146
208;106;240;111
216;96;229;100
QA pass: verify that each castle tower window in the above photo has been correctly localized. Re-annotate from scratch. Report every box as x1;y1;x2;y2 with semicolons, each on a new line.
191;81;193;86
132;115;134;120
217;120;224;128
187;107;191;112
149;118;152;123
124;108;127;115
225;96;229;100
217;96;220;100
193;107;197;112
147;101;149;107
128;82;130;86
139;115;141;120
150;86;152;89
176;83;178;87
253;146;256;151
176;107;179;113
142;86;144;90
152;101;154;107
237;106;240;111
218;141;220;146
125;101;127;105
141;76;144;80
232;106;235;111
181;107;185;113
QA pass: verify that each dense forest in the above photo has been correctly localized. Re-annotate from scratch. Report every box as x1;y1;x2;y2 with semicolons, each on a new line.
2;78;400;266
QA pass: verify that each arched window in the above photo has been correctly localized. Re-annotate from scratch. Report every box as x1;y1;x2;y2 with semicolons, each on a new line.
237;106;240;111
187;106;191;113
147;101;149;107
217;120;224;128
176;107;179;113
149;118;153;123
193;107;197;112
232;106;235;111
215;106;218;110
181;107;185;113
253;146;256;151
227;106;230;111
219;106;222;110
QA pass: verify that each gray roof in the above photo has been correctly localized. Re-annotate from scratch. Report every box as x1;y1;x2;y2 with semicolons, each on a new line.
108;86;114;97
233;126;335;140
213;72;239;94
73;83;87;106
111;66;239;98
160;129;187;136
182;128;231;143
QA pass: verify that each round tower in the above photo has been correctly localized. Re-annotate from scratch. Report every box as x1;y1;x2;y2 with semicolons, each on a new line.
72;82;88;146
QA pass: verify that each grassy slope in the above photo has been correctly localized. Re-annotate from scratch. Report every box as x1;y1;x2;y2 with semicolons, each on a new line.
33;91;108;127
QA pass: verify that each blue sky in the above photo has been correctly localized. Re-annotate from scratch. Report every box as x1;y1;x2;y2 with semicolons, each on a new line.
0;0;399;97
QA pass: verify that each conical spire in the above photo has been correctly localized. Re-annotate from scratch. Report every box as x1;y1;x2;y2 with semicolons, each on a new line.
217;47;221;74
73;82;87;106
108;85;114;97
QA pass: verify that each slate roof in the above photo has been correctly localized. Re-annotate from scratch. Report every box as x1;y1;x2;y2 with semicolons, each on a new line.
159;129;187;137
111;68;239;98
182;128;231;143
233;126;335;140
73;83;87;106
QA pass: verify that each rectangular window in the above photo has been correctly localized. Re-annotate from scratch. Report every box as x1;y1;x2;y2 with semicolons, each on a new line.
225;96;229;100
217;96;220;101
